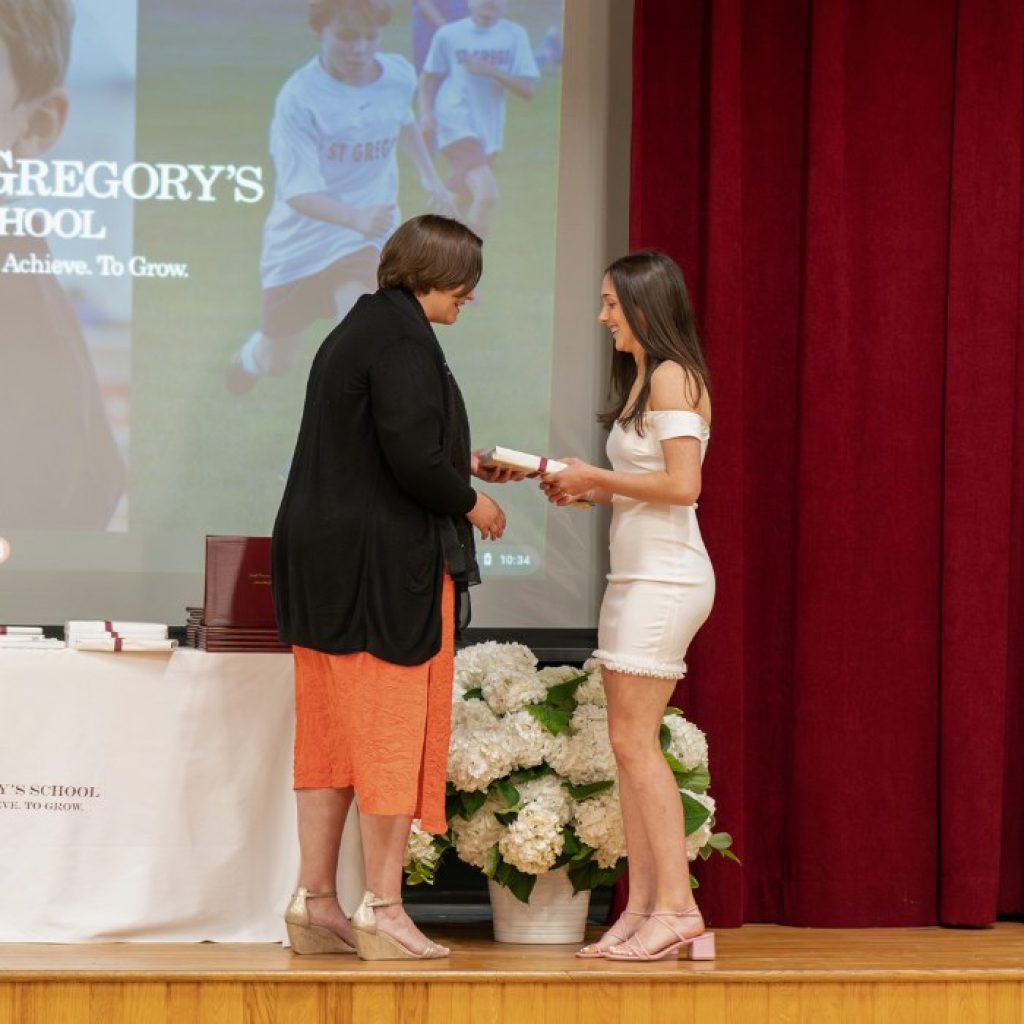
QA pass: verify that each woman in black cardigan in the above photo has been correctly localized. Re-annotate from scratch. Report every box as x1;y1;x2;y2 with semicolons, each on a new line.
273;215;513;960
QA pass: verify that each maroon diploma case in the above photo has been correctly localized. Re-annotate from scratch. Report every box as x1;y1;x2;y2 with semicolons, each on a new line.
202;535;277;630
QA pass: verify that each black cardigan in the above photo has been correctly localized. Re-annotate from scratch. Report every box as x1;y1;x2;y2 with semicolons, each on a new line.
271;288;477;664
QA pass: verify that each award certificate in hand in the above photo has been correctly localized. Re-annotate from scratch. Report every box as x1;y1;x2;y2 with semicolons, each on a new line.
477;447;594;507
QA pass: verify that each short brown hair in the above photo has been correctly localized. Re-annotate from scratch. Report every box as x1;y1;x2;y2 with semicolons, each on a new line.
0;0;73;102
378;215;483;295
308;0;391;32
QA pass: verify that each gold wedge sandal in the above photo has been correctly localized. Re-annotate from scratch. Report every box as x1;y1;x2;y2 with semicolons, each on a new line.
284;887;356;955
351;890;449;960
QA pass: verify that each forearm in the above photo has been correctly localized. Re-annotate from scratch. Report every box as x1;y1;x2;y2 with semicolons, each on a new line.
287;191;359;228
418;74;440;120
399;123;444;187
486;70;537;100
385;448;478;515
416;0;447;27
588;467;699;506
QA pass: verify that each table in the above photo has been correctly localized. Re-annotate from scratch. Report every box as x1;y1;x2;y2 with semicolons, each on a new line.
0;649;364;942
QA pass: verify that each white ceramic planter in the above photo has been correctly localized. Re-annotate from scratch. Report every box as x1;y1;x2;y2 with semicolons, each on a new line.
488;867;591;944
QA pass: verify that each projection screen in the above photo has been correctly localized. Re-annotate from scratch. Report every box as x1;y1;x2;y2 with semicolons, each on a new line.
0;0;632;628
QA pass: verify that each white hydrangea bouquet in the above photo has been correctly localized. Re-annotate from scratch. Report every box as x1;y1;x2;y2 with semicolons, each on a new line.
404;641;736;903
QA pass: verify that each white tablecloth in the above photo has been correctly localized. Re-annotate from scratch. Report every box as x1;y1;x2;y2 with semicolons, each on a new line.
0;649;364;942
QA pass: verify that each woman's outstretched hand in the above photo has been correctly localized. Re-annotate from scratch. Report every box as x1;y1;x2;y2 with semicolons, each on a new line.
540;457;595;505
467;491;506;540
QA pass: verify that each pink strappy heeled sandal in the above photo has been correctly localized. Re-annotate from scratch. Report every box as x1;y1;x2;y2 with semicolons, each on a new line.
603;906;715;962
575;909;650;958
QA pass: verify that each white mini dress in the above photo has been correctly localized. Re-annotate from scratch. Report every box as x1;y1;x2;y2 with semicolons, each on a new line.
592;410;715;680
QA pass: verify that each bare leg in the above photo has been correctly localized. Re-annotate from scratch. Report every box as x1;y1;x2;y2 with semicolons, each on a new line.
603;671;704;954
295;787;357;942
616;770;657;910
463;164;499;239
359;812;449;956
225;328;305;394
251;330;306;376
578;690;657;953
240;270;369;384
227;272;369;396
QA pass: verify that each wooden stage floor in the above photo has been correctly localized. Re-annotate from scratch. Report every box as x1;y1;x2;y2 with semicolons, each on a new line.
2;922;1022;1022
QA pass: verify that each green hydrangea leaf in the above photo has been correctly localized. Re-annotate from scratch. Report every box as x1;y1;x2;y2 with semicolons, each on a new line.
505;866;538;904
706;831;733;850
564;780;615;800
681;791;712;836
445;793;462;821
404;842;449;886
526;703;572;735
566;856;626;893
545;673;588;707
561;825;582;857
489;857;538;904
492;779;521;809
566;859;596;893
553;826;585;868
460;789;487;820
674;765;710;793
509;764;554;784
592;860;627;888
482;844;500;879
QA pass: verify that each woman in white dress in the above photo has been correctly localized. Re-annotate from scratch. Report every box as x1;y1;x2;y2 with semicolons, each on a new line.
541;251;715;962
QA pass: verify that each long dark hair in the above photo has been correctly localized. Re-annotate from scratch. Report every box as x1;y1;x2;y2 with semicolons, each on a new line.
597;250;710;435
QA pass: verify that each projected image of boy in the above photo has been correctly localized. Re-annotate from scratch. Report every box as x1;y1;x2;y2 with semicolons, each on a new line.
225;0;454;396
0;0;125;530
418;0;540;240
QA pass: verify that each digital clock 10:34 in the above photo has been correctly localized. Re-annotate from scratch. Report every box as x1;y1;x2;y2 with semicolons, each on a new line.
479;545;539;576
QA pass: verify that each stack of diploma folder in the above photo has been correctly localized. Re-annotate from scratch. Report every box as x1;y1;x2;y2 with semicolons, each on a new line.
0;626;65;650
184;535;290;653
66;621;175;652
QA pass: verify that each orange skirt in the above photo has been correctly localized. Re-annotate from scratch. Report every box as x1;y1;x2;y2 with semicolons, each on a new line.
292;575;454;834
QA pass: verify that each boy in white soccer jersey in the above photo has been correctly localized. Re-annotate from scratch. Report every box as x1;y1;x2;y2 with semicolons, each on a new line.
226;0;454;395
418;0;539;240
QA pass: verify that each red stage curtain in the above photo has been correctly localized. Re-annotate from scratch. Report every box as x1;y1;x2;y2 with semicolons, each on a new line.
626;0;1024;927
